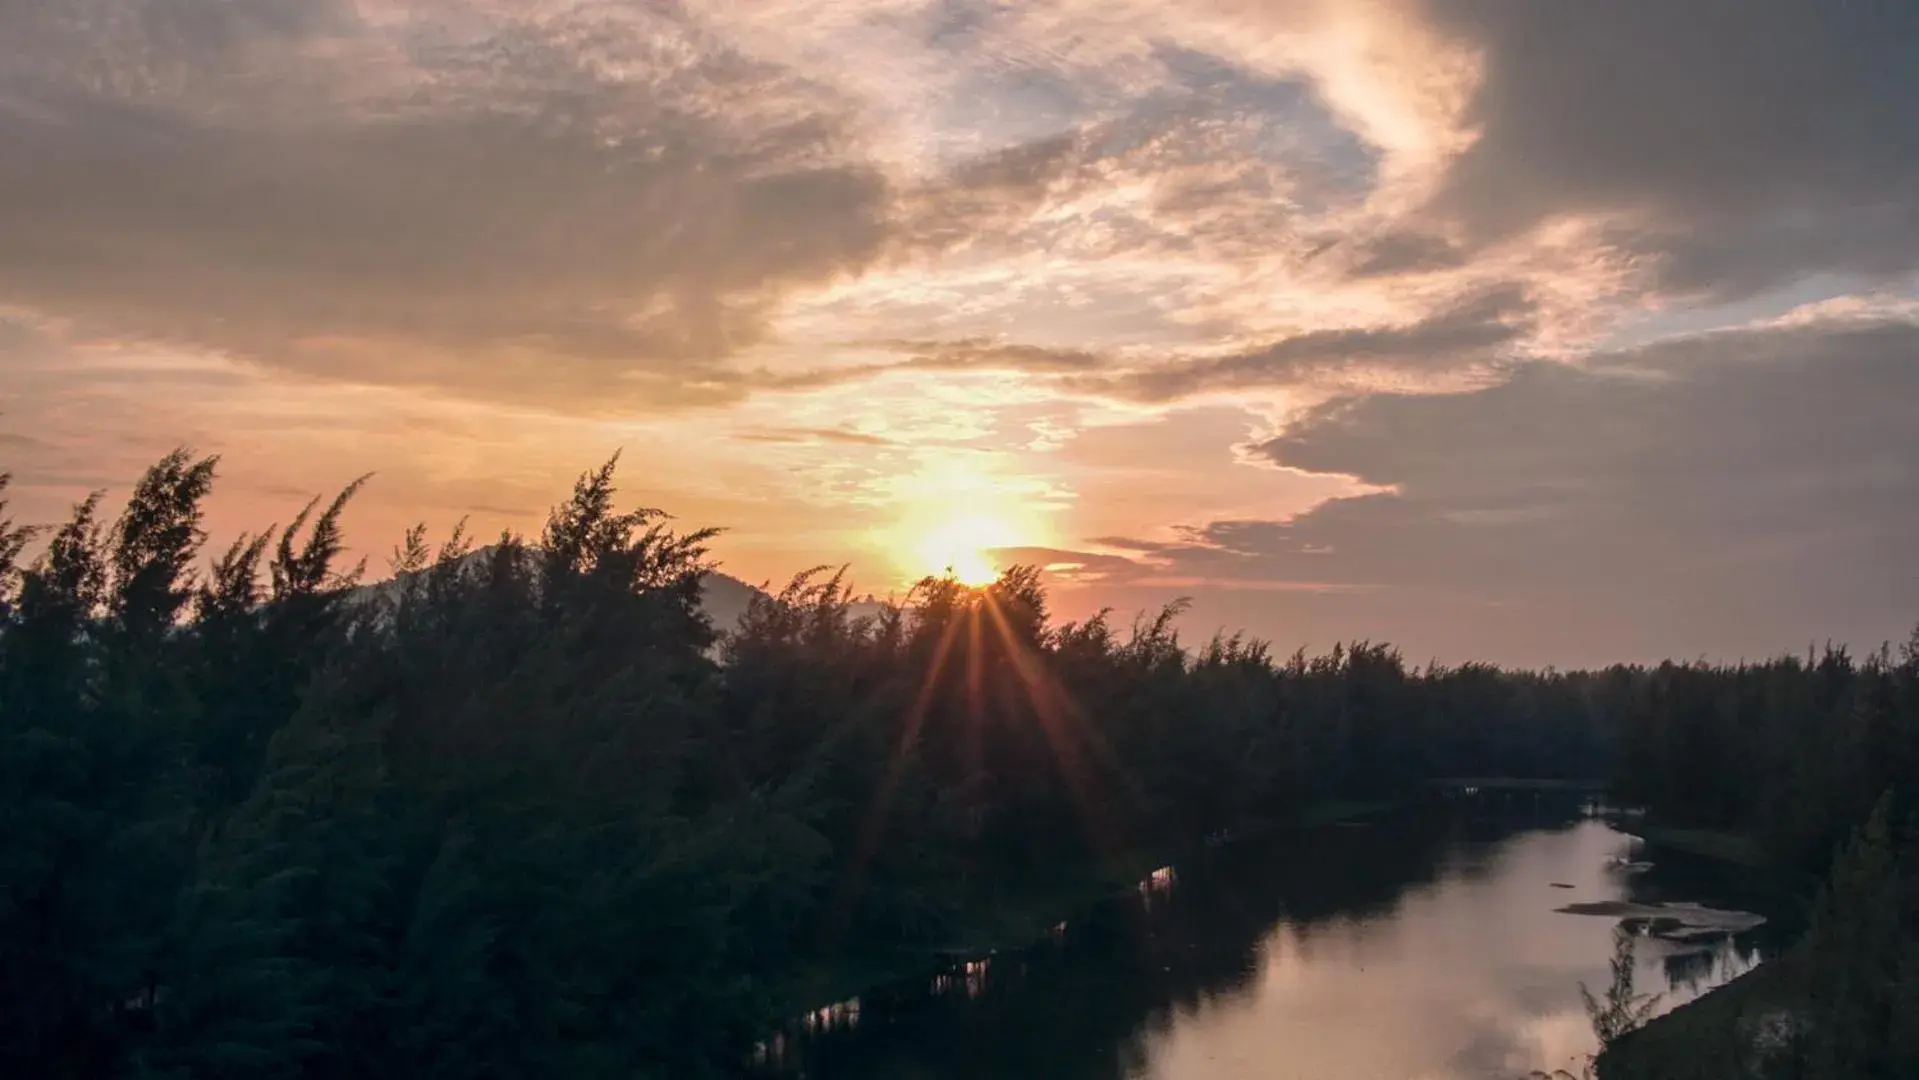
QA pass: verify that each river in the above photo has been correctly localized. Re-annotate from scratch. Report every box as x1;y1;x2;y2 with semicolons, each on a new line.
754;798;1770;1079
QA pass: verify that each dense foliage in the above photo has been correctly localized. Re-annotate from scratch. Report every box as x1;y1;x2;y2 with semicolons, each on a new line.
1611;644;1919;887
1603;644;1919;1079
0;451;1911;1078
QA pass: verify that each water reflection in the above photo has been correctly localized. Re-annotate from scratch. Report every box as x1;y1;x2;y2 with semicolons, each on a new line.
1659;938;1762;998
928;959;992;999
755;803;1770;1080
1138;865;1177;902
752;998;864;1072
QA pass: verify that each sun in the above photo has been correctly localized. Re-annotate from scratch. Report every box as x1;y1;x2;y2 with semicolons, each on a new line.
881;457;1052;587
916;513;1018;586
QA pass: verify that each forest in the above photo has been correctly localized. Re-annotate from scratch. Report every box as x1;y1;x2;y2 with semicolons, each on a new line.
1599;639;1919;1077
1;452;1914;1079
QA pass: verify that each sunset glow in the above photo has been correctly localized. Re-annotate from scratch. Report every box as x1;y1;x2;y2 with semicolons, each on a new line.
913;513;1017;587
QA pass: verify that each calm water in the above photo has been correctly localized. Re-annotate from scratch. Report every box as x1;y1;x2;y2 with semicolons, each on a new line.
758;801;1769;1080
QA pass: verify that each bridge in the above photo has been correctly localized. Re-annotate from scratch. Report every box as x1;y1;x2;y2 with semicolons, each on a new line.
1426;776;1607;794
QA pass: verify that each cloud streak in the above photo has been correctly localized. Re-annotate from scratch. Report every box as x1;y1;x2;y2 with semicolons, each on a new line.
1077;284;1534;401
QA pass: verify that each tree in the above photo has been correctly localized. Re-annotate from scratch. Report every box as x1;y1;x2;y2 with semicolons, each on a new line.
1797;794;1919;1080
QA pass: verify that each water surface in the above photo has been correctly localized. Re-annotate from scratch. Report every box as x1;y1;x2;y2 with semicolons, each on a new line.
761;803;1765;1079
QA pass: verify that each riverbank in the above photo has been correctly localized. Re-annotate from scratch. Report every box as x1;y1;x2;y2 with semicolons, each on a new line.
766;798;1406;1021
1598;823;1796;1080
1629;824;1768;868
1599;962;1801;1080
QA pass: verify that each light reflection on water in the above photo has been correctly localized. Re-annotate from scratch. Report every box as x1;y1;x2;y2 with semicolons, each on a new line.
928;958;993;999
1138;865;1178;911
758;809;1773;1080
753;997;864;1071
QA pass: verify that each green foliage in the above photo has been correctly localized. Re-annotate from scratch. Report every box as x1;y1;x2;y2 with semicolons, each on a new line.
1583;930;1662;1050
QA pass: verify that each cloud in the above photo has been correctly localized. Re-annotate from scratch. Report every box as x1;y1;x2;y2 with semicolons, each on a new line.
989;545;1148;581
0;0;894;412
714;338;1117;400
771;280;1536;404
1075;284;1533;401
880;339;1110;373
889;60;1375;278
0;0;1627;418
1;0;359;99
1255;319;1919;529
15;0;1912;423
1075;315;1919;662
1423;0;1919;298
1339;229;1466;279
745;282;1531;405
895;133;1084;254
731;426;896;447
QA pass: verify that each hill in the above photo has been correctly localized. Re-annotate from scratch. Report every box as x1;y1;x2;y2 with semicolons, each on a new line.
354;547;887;638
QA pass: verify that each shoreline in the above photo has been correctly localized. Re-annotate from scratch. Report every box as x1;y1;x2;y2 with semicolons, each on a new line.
1598;824;1796;1080
1626;825;1768;869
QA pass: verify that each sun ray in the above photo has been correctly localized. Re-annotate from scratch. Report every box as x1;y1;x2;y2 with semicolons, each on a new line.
832;575;1156;943
977;588;1146;864
827;593;965;944
980;588;1143;798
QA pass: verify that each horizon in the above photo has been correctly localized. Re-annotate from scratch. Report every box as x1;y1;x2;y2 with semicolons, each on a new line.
6;1;1919;669
30;458;1914;675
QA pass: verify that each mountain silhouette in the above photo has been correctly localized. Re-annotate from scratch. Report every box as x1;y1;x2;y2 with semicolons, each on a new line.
355;545;887;636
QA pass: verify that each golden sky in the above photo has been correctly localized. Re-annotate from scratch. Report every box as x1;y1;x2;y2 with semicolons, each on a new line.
5;1;1919;666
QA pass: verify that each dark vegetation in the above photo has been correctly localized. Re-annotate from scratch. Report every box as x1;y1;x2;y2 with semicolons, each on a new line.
1599;641;1919;1077
0;451;1913;1078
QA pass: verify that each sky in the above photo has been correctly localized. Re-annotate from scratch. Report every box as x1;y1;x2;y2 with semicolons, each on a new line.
4;0;1919;668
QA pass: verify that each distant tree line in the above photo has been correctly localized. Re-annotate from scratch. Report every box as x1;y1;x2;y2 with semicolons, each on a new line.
0;452;1911;1078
